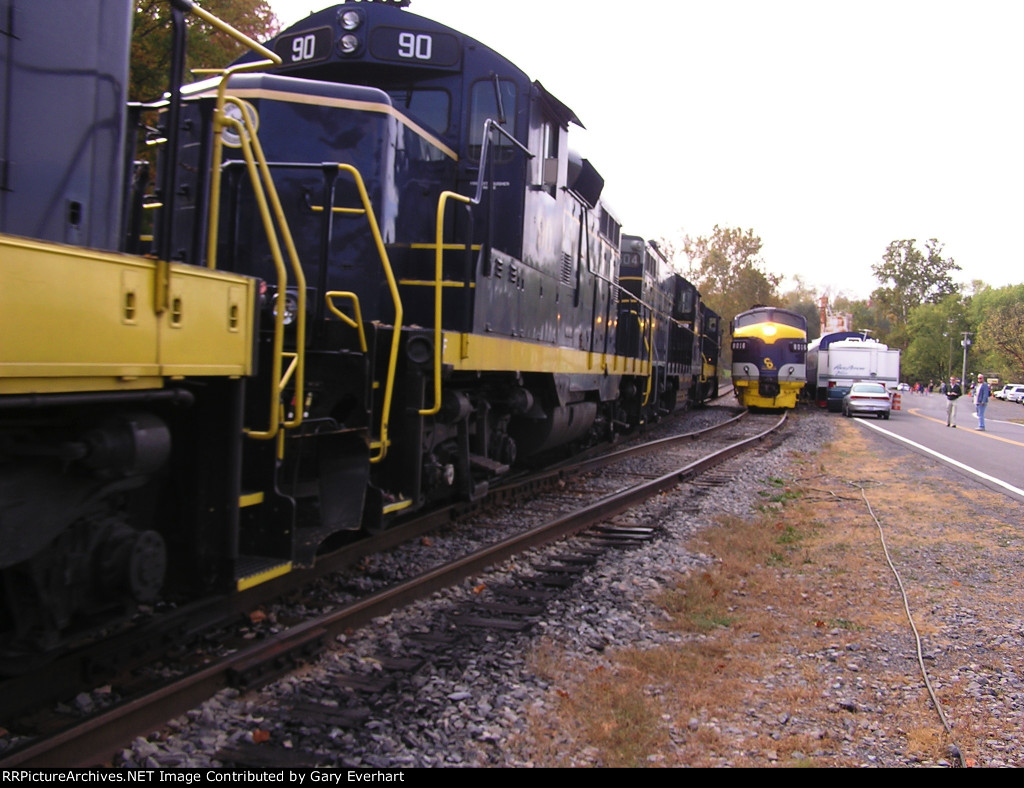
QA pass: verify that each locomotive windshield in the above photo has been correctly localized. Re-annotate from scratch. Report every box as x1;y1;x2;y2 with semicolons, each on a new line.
734;309;806;331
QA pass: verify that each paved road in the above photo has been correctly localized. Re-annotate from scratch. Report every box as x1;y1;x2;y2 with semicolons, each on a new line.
838;391;1024;503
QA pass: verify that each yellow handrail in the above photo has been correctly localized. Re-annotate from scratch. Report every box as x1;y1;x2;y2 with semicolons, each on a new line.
639;312;654;408
176;3;303;441
182;10;399;454
203;63;274;270
243;103;306;432
623;307;655;391
320;166;403;463
187;1;281;66
419;191;471;416
205;90;306;440
309;205;366;215
211;110;285;439
325;292;368;353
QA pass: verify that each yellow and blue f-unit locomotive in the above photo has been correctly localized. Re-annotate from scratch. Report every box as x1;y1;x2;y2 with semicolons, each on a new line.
730;306;807;409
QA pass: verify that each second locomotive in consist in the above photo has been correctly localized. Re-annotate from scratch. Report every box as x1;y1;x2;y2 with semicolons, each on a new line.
0;0;721;659
730;306;807;409
616;236;721;428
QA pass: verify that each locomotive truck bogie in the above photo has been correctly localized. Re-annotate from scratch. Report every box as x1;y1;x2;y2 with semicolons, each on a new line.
0;388;242;654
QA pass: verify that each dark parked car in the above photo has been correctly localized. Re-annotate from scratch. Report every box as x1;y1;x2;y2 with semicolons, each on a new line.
842;382;892;419
826;386;850;412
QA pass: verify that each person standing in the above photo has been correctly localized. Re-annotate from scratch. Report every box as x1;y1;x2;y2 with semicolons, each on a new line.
942;376;962;427
973;374;991;431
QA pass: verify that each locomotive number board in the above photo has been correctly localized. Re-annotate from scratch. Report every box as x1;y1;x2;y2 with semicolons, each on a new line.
275;27;334;65
370;27;461;66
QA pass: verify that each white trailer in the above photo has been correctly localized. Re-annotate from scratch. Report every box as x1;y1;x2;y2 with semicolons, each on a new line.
807;334;901;409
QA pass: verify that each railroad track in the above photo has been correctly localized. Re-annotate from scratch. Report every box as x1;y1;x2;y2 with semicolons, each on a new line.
0;404;784;767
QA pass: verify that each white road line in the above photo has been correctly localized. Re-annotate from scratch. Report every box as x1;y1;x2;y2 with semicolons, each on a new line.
855;419;1024;501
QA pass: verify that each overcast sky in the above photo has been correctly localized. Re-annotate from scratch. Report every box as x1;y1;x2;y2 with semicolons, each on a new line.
268;1;1024;300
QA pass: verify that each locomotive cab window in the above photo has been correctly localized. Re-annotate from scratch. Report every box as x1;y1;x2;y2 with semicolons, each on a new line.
535;119;559;196
468;78;517;163
387;87;451;139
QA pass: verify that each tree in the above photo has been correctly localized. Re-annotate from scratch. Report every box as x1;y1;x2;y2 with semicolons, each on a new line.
973;285;1024;380
979;303;1024;380
130;0;279;102
780;276;821;341
903;294;969;384
870;239;960;344
682;225;780;324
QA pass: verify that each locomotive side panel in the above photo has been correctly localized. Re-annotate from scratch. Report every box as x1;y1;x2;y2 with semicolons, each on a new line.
521;93;568;348
0;0;133;250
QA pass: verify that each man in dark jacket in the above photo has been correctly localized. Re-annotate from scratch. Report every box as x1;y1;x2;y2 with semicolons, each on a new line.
942;376;962;427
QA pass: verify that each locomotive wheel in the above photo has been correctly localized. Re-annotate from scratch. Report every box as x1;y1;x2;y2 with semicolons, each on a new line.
1;513;168;656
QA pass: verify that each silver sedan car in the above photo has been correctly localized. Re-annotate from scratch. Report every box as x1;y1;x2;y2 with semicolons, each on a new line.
842;382;892;419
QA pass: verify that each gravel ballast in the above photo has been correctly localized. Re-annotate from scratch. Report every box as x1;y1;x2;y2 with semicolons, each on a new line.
118;407;1024;768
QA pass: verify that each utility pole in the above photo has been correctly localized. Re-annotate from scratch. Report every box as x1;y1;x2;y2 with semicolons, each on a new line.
961;332;973;387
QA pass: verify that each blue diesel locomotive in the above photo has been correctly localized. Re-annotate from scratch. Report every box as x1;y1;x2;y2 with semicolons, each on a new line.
0;0;721;658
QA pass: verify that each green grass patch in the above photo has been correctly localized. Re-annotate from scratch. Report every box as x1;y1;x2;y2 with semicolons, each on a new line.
776;524;803;544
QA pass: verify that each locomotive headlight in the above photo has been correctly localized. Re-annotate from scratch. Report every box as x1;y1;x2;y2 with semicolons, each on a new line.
340;10;362;30
220;100;257;148
338;34;360;54
274;292;299;326
761;324;778;338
